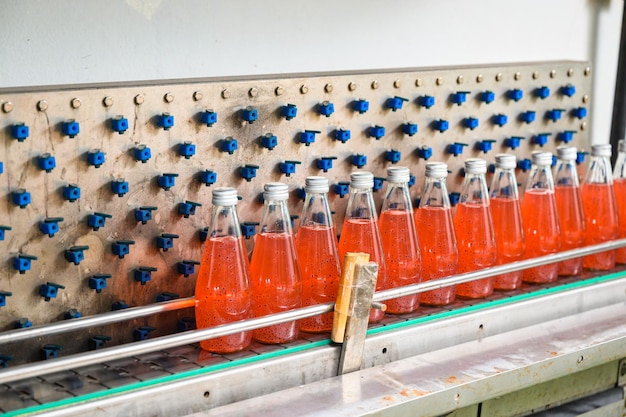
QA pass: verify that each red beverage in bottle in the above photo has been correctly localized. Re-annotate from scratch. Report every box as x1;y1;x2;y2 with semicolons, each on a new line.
582;183;619;270
338;218;387;322
296;224;340;332
521;189;561;283
490;198;525;290
454;203;497;298
196;235;252;353
414;206;458;305
379;209;420;313
615;178;626;264
555;185;585;275
250;232;301;344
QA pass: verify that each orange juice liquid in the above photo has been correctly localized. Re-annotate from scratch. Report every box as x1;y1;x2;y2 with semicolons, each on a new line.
521;189;560;283
379;210;421;314
614;179;626;264
338;218;388;323
582;183;619;270
454;203;497;298
250;232;301;344
490;198;525;290
414;206;458;305
195;235;252;353
555;185;585;275
295;224;341;332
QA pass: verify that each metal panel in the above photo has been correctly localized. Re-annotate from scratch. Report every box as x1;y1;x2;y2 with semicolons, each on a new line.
0;62;591;360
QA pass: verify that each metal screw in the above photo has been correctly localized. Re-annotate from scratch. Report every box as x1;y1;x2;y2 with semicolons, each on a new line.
324;83;333;93
164;92;174;103
2;102;13;113
532;71;540;80
248;88;258;98
567;68;574;77
300;85;309;94
134;94;145;105
193;91;203;101
476;74;483;83
584;67;591;76
37;100;48;111
275;86;285;96
436;77;443;86
415;78;423;87
102;96;114;107
348;82;357;91
71;98;82;109
456;75;464;84
495;73;503;82
393;79;401;88
514;72;521;81
221;89;231;99
550;70;557;78
583;94;589;104
371;80;379;89
581;122;587;131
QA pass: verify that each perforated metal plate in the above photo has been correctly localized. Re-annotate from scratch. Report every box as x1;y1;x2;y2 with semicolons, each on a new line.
0;61;591;354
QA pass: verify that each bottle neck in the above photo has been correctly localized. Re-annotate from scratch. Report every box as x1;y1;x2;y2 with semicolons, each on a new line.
614;152;626;180
459;172;489;205
420;176;451;208
381;181;412;212
300;192;333;227
555;159;581;187
260;199;293;234
526;164;555;191
490;167;519;199
209;204;242;238
585;155;614;185
345;187;378;221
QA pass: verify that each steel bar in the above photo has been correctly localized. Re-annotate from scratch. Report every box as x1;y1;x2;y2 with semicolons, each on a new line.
0;239;625;384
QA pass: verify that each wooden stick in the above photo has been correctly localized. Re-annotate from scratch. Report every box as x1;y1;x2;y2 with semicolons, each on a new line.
331;252;370;343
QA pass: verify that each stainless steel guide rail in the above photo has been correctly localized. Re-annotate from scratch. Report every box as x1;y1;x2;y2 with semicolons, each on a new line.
0;238;624;386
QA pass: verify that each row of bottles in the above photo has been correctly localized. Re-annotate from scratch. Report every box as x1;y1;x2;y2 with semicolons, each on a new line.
194;141;626;354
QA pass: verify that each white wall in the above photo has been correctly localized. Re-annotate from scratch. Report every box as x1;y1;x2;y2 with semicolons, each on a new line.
0;0;623;144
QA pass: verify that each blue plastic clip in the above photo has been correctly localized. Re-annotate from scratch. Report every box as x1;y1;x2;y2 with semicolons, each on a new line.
62;120;80;138
369;125;385;139
532;133;551;147
279;160;301;177
39;282;65;302
507;89;523;101
133;326;156;341
433;119;449;133
11;123;29;142
241;106;258;123
111;115;129;134
520;111;536;124
402;122;418;136
178;201;202;218
112;240;135;258
179;141;196;159
13;254;37;274
38;154;56;172
318;101;334;117
177;318;196;332
157;233;179;251
352;99;369;114
241;222;259;239
418;95;435;108
463;117;479;130
558;131;576;143
12;189;31;209
240;165;259;182
351;154;367;168
417;146;433;160
373;177;385;192
221;137;238;154
134;145;151;163
88;212;112;231
386;96;408;111
300;130;320;146
479;91;495;104
64;308;82;319
134;267;157;285
517;158;532;172
112;300;129;310
261;133;278;150
40;217;63;237
493;114;508;127
546;109;564;122
15;318;32;329
157;292;180;302
0;291;12;307
177;260;200;277
450;91;470;105
317;156;337;172
572;107;587;119
42;344;62;359
135;206;157;224
158;173;178;190
111;179;129;197
63;184;81;202
334;182;350;198
0;225;11;241
449;192;460;206
448;143;468;157
560;84;576;97
504;136;525;150
157;113;174;130
476;140;496;154
281;104;298;120
534;86;550;99
200;110;217;127
87;149;106;168
334;128;351;143
64;246;89;265
89;335;112;350
386;149;401;164
88;274;112;293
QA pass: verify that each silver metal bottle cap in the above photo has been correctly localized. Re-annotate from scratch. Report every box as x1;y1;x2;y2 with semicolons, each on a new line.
425;162;448;178
304;176;329;193
212;187;238;206
386;166;410;183
494;154;516;169
556;146;577;161
591;144;612;157
264;182;289;201
464;158;487;174
350;171;374;189
531;151;553;166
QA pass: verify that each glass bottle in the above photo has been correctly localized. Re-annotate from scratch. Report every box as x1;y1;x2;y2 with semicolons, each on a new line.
582;144;619;270
195;187;252;353
250;182;301;344
521;151;561;283
379;166;421;314
337;171;388;323
454;158;497;298
614;139;626;264
414;162;458;305
554;146;586;275
295;176;341;333
489;154;525;290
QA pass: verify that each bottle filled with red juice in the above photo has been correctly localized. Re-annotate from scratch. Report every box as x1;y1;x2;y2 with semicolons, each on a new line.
195;187;252;353
521;151;561;283
414;162;458;305
250;182;301;344
379;166;421;314
614;139;626;264
295;176;341;333
454;158;497;298
489;154;525;290
582;144;619;270
338;171;388;323
554;146;586;275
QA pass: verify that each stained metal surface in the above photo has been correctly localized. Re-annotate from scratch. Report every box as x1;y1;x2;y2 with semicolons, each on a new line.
0;62;591;358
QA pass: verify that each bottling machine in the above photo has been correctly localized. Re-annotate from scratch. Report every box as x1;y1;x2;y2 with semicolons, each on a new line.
0;60;625;416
